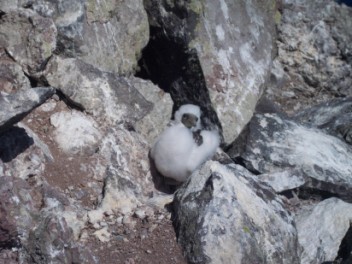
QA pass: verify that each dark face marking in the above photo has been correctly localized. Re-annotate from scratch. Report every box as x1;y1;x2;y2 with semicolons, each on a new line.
181;113;199;129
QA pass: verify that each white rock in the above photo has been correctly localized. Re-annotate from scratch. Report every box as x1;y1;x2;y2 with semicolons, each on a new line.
93;227;111;243
296;198;352;264
50;110;102;155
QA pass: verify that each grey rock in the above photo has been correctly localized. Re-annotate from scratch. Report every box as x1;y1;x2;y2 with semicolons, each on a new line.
0;1;18;12
0;87;55;132
0;59;31;93
133;77;173;144
27;0;149;74
0;9;57;74
88;126;155;228
173;161;300;264
25;214;96;264
259;169;306;193
294;97;352;144
142;0;277;144
17;122;54;162
0;176;35;249
229;113;352;201
45;56;152;124
0;126;46;180
296;198;352;264
266;1;352;113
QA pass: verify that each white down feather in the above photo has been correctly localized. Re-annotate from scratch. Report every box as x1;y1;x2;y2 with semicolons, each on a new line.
151;104;220;182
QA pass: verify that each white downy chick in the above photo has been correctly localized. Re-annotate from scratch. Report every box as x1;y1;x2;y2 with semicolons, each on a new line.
150;104;220;183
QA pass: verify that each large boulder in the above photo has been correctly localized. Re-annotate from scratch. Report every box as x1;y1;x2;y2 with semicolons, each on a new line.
173;161;300;264
0;9;57;74
228;112;352;201
266;0;352;113
141;0;278;143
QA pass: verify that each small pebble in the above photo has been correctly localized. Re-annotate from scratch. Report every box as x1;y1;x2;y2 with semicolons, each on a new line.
134;209;146;219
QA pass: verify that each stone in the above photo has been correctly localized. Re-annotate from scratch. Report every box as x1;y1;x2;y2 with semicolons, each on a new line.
228;112;352;201
28;0;149;74
133;77;173;144
0;59;31;93
18;122;54;162
173;161;300;264
0;1;18;12
294;97;352;144
141;0;277;144
45;56;152;124
87;126;155;228
50;110;102;156
0;9;57;74
266;0;352;113
25;214;96;264
259;169;306;193
0;176;35;249
296;198;352;264
0;126;48;180
0;87;55;132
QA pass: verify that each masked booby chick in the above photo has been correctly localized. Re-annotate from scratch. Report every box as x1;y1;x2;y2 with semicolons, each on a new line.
150;104;220;183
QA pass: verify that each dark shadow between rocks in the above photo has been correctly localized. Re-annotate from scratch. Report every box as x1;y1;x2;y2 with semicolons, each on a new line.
335;223;352;264
0;126;34;162
337;0;352;6
136;25;222;134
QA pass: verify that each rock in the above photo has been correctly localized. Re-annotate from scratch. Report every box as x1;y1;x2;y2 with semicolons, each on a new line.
133;77;173;144
88;126;154;227
25;214;96;264
141;0;277;143
294;97;352;144
0;9;57;74
258;169;306;193
0;126;47;180
93;227;111;243
173;161;300;264
228;112;352;201
295;198;352;264
17;122;54;162
0;87;55;132
266;0;352;113
0;1;18;12
45;56;152;124
27;0;149;74
50;110;102;156
0;176;35;249
0;59;31;93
